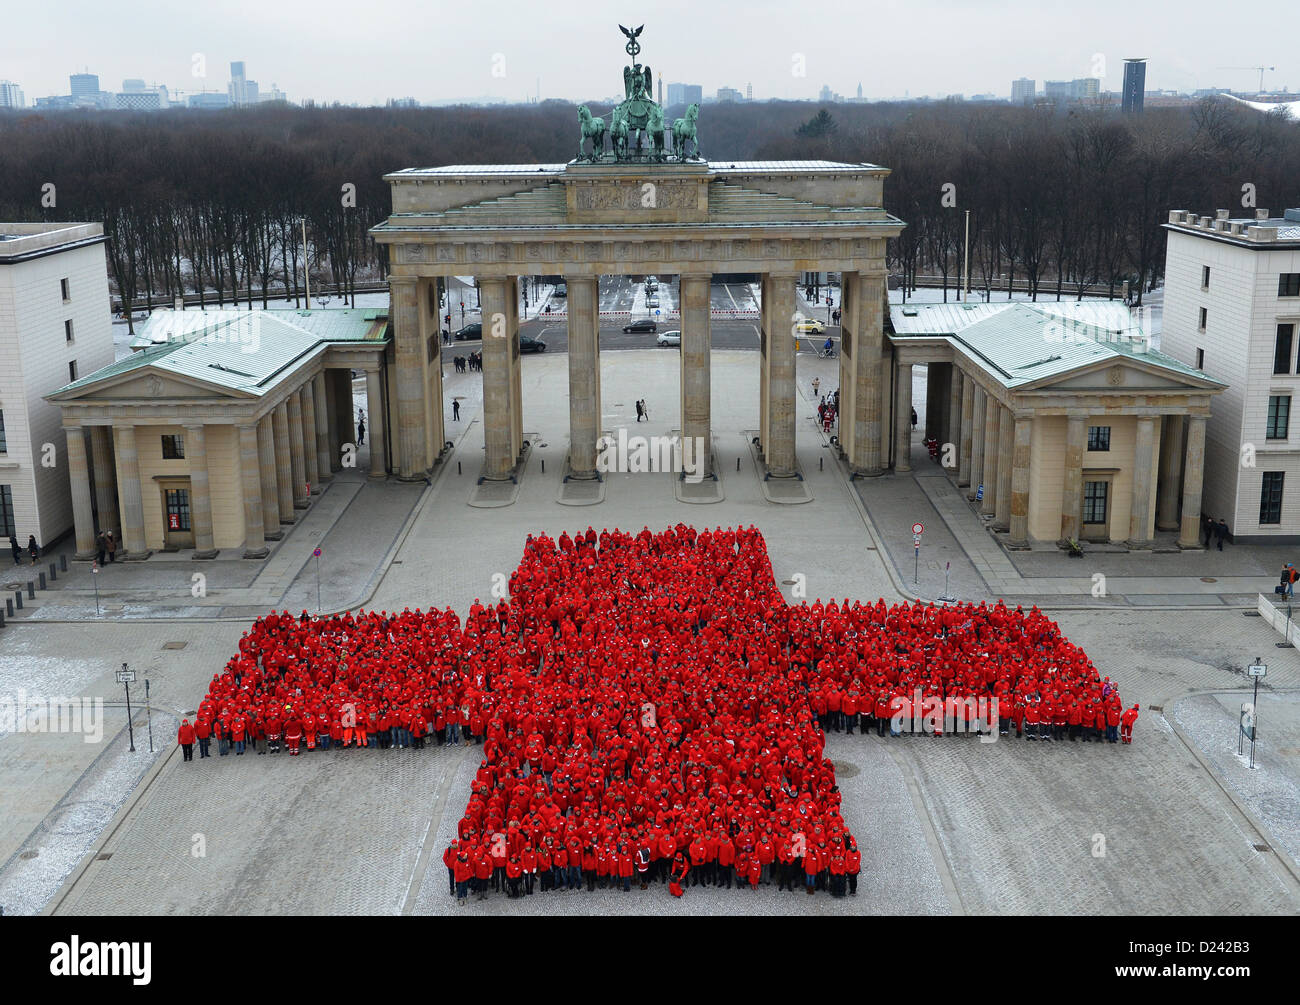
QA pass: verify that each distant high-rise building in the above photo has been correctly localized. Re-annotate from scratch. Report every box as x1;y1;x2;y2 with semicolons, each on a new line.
857;82;863;100
122;79;148;93
717;86;743;103
657;77;663;105
746;82;752;101
228;61;260;106
1070;77;1100;101
667;82;702;106
1011;78;1035;104
69;73;100;100
1122;58;1147;114
1044;80;1071;101
0;80;24;108
189;92;231;109
259;83;288;104
819;84;833;102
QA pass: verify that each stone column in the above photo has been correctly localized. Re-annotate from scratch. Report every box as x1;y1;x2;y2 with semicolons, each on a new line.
995;405;1014;531
421;278;446;469
365;367;388;479
946;364;963;466
566;275;601;478
390;276;425;479
957;373;974;486
238;423;267;558
257;414;282;540
1059;414;1087;545
272;403;295;523
183;423;217;558
480;276;522;479
1157;414;1184;531
981;393;1001;516
64;426;96;560
1009;416;1033;548
287;390;308;507
90;426;118;535
842;272;885;475
895;361;913;472
680;273;712;479
1178;416;1207;549
300;379;320;492
114;424;150;560
764;272;798;477
1127;415;1157;548
313;372;333;482
968;386;986;501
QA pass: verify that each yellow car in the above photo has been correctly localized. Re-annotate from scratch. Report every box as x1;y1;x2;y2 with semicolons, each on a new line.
794;318;826;334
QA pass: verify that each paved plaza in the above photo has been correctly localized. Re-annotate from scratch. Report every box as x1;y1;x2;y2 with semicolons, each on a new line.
2;349;1298;915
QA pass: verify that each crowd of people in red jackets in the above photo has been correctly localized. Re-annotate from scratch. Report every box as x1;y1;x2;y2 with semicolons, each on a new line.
186;523;1132;904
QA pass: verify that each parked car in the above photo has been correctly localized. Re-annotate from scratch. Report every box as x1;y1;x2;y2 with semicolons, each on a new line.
454;322;482;340
645;275;658;289
656;330;681;347
646;295;660;309
519;334;546;353
552;284;567;299
623;318;657;333
793;318;826;334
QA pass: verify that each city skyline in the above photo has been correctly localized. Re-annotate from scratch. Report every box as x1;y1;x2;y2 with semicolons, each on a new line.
1;0;1295;108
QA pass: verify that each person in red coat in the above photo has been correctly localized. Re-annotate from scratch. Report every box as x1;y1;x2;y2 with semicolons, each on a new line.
1120;704;1139;744
193;717;211;759
284;712;303;756
669;851;689;897
443;839;459;896
453;850;473;905
177;719;196;762
845;838;861;896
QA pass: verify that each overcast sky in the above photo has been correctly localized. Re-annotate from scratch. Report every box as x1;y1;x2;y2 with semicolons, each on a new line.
3;0;1295;105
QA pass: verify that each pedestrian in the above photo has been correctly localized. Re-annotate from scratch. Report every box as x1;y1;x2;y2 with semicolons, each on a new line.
357;411;366;445
910;406;918;430
10;535;20;565
812;377;820;398
635;400;644;423
1120;703;1139;744
95;530;107;565
178;718;195;762
195;716;211;758
104;531;117;563
452;398;460;421
27;534;39;565
640;399;649;420
1216;518;1229;550
1202;514;1214;547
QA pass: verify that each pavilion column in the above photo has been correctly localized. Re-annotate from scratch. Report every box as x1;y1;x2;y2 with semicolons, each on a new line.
981;393;1001;516
113;424;150;560
763;272;798;476
90;426;118;536
680;273;712;479
1127;415;1157;549
566;274;601;478
957;373;974;486
64;426;96;560
300;379;320;492
1157;414;1183;531
968;385;986;501
237;423;267;559
390;276;425;479
895;362;913;473
257;414;282;540
365;367;388;479
183;423;217;558
1178;416;1207;549
313;372;333;483
1008;416;1033;548
287;390;308;507
945;365;963;470
994;405;1014;531
480;275;523;479
1059;414;1087;545
272;403;295;523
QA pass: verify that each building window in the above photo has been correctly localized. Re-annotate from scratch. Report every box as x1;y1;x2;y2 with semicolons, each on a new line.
1196;348;1205;370
1198;307;1207;330
0;410;6;453
61;278;70;301
68;360;78;382
1267;395;1290;439
1083;481;1109;525
1260;471;1284;525
65;319;74;343
1275;324;1295;374
161;434;185;459
1201;266;1210;289
1279;274;1300;298
0;485;14;538
164;488;191;532
1086;426;1111;451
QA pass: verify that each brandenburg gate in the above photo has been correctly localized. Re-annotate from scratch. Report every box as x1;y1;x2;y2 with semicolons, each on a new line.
370;27;905;487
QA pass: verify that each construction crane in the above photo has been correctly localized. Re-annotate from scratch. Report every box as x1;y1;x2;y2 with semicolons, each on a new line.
1217;65;1275;94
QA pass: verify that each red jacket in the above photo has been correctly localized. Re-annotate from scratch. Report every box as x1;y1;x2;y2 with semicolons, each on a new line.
178;722;195;745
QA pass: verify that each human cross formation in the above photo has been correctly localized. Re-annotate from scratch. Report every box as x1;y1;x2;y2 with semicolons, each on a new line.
185;525;1138;904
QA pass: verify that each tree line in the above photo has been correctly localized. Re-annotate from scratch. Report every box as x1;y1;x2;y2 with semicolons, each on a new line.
0;96;1296;331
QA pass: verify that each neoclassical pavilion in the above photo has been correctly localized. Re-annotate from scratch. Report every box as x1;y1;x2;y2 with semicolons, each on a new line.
370;160;906;482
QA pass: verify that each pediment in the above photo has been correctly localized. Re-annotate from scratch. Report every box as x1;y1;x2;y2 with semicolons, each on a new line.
56;367;254;402
1023;358;1214;393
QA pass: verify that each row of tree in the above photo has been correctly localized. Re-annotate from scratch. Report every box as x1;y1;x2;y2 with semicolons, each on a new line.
1;97;1296;329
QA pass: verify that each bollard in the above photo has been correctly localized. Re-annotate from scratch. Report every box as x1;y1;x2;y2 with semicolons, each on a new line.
49;562;57;581
541;459;545;473
27;581;35;600
16;590;23;610
458;461;462;476
39;571;47;590
0;606;4;628
60;553;68;572
5;597;12;617
737;456;741;471
820;457;824;471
